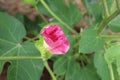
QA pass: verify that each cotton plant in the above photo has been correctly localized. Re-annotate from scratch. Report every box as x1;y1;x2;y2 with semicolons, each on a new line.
0;0;120;80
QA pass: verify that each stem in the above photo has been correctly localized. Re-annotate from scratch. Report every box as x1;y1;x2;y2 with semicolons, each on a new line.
24;37;35;42
40;0;78;34
97;10;120;34
0;56;42;60
109;64;115;80
115;0;120;9
35;5;48;23
102;0;109;17
44;60;57;80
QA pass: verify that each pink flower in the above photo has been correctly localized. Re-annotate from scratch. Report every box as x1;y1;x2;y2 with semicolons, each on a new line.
41;25;70;55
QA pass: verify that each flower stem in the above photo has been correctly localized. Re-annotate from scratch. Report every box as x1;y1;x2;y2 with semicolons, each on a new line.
102;0;109;17
97;10;120;35
44;60;57;80
0;56;42;60
40;0;78;34
24;37;35;42
109;64;115;80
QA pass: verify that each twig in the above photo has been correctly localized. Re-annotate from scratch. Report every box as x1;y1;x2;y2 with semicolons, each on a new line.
98;10;120;34
102;0;110;17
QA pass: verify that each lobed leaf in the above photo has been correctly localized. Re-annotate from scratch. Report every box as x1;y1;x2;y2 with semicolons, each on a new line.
79;64;100;80
54;56;68;76
0;12;44;80
79;28;104;54
94;51;110;80
65;59;81;80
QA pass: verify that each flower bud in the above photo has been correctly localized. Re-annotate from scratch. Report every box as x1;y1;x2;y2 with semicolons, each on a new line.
42;25;70;55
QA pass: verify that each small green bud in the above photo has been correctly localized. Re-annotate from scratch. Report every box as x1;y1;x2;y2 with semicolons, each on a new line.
35;37;52;60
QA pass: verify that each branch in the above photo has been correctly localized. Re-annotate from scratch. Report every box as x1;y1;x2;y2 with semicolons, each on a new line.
97;10;120;34
115;0;120;9
102;0;109;17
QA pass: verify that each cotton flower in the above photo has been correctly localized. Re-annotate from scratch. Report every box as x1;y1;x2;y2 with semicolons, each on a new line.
41;25;70;55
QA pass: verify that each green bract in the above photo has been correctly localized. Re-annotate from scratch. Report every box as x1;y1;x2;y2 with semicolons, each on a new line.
35;38;52;60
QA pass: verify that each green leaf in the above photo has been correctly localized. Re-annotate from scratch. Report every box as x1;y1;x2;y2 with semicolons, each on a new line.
105;44;120;64
94;51;110;80
105;44;120;78
79;28;104;54
54;56;68;76
65;59;81;80
107;0;114;8
38;0;82;26
15;13;24;23
24;17;40;35
7;45;44;80
67;36;76;56
0;12;44;80
109;15;120;32
86;1;103;23
116;59;120;77
79;64;100;80
0;61;5;73
112;63;120;80
107;0;116;14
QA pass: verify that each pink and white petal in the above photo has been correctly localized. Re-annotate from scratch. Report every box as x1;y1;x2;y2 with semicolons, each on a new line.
50;41;70;54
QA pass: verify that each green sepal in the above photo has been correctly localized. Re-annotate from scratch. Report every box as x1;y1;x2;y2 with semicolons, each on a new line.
35;38;46;54
35;37;52;60
45;51;53;60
